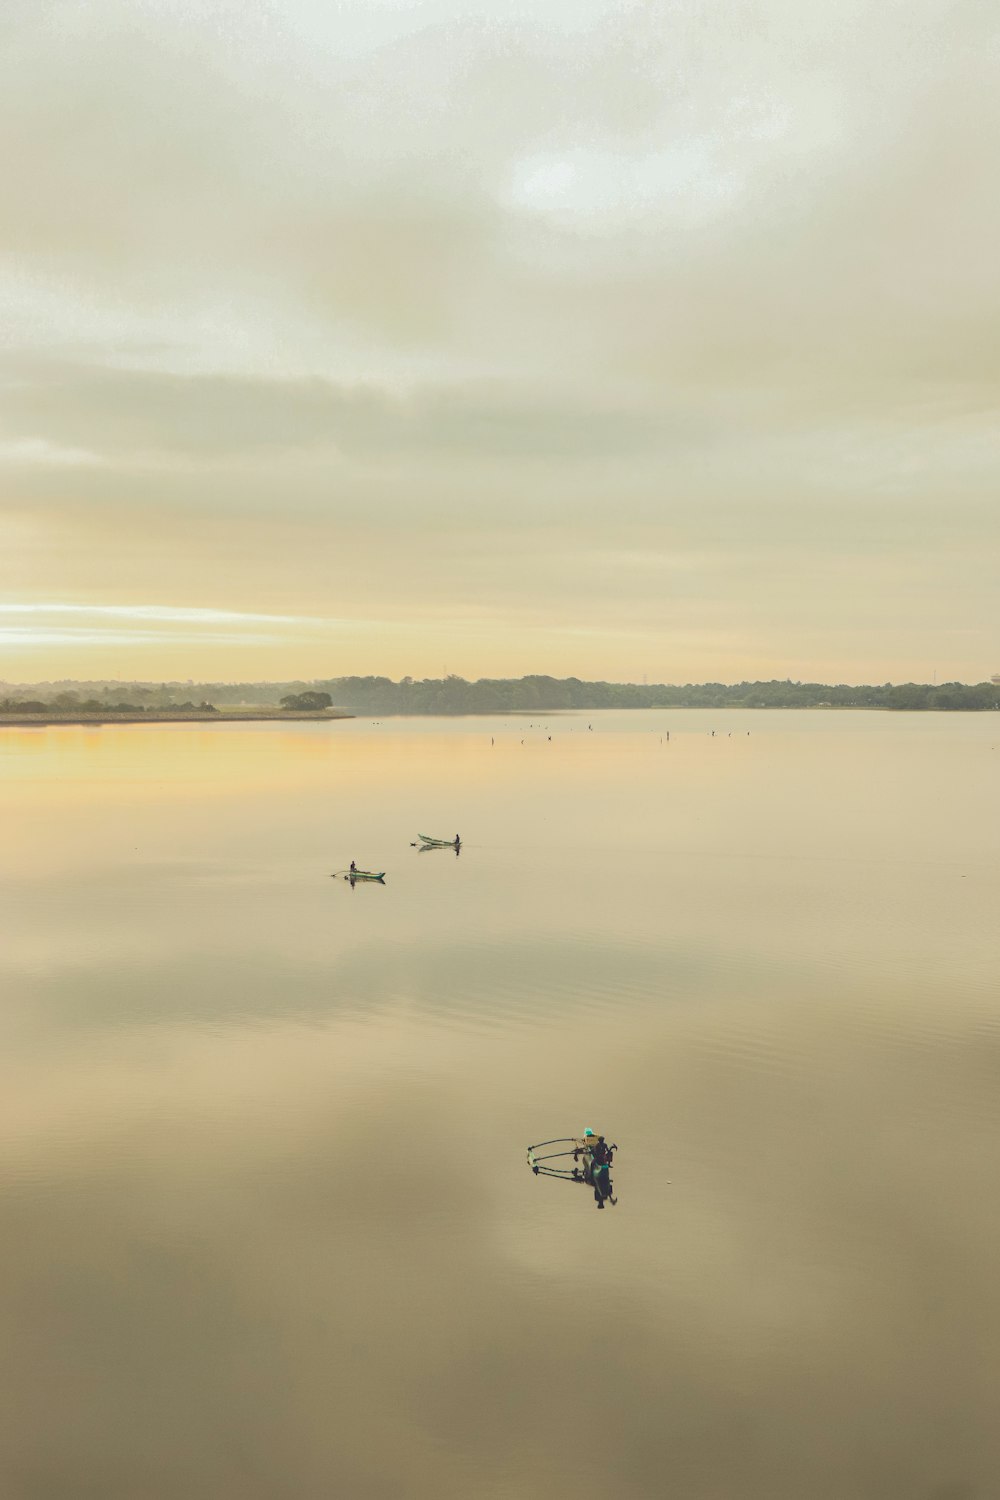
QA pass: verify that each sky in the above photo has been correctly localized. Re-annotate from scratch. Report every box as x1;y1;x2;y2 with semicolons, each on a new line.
1;0;997;686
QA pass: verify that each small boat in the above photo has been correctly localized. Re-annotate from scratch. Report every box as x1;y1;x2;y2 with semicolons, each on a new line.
342;870;385;882
418;834;460;848
526;1135;618;1208
526;1138;589;1182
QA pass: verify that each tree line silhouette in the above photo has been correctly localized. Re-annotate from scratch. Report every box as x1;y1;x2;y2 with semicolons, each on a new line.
2;675;998;715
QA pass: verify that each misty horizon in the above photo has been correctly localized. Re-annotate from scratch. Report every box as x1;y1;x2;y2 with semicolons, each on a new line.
4;670;998;690
4;671;998;718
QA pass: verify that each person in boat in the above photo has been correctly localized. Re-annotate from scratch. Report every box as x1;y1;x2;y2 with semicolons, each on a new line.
454;834;460;847
576;1129;617;1207
574;1128;601;1184
591;1135;617;1208
349;861;357;875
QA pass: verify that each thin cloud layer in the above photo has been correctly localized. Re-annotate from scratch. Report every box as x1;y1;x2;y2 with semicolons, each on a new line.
1;0;997;680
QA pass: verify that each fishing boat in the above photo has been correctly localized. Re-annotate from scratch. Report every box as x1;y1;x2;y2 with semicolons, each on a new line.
526;1134;618;1208
338;870;385;882
526;1138;590;1183
418;834;460;848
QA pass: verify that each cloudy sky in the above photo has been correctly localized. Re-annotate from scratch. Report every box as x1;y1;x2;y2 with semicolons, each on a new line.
1;0;997;684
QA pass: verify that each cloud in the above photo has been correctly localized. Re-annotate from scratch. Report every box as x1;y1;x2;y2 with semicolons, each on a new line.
1;0;998;681
0;601;381;652
0;359;667;460
0;603;327;625
4;0;997;388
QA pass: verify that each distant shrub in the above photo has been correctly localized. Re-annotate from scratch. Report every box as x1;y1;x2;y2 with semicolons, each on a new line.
279;691;333;711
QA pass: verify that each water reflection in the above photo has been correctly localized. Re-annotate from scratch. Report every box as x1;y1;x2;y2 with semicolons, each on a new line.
0;712;998;1497
414;832;462;855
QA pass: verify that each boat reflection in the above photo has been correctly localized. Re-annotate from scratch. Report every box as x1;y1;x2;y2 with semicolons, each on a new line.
526;1136;618;1210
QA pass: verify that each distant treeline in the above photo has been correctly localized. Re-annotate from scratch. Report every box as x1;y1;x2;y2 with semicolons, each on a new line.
3;676;999;715
0;694;217;714
313;676;1000;713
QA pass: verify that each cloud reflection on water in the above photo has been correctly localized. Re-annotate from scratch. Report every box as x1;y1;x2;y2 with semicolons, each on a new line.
0;716;998;1496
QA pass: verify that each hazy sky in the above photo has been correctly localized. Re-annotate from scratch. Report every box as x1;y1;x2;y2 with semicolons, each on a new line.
2;0;997;684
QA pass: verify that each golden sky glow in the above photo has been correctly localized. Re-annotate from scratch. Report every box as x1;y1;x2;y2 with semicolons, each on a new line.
2;0;997;684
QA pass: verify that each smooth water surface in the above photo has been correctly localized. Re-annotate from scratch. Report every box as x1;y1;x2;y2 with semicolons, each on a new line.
1;710;999;1498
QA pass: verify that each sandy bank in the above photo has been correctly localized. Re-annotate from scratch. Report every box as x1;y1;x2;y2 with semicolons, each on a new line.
0;710;354;727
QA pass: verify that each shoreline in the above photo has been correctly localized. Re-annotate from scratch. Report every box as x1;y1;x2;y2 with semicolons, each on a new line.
1;705;994;726
0;710;354;728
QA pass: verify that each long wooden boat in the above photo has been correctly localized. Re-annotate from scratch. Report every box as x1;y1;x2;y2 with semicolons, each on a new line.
418;834;460;847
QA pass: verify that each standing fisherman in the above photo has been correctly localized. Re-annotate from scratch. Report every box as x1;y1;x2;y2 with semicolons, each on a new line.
590;1134;617;1208
575;1129;618;1208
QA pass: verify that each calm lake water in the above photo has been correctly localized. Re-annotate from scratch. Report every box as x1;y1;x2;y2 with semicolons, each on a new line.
1;709;998;1499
